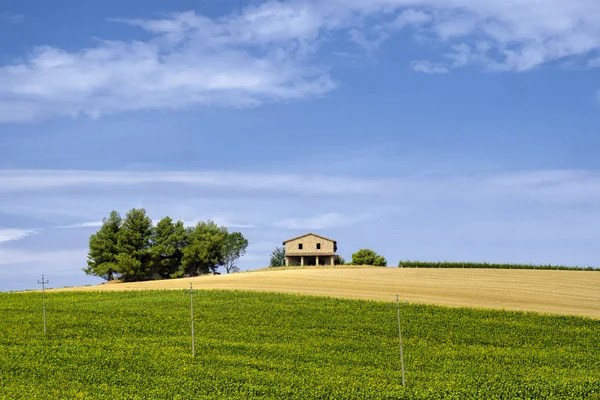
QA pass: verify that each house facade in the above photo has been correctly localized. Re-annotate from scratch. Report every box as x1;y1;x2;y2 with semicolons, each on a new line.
283;233;337;266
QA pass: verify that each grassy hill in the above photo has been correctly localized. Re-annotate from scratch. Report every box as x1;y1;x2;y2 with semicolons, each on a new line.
57;267;600;319
1;290;599;399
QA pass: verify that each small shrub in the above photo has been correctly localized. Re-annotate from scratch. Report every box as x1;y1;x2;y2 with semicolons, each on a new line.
351;249;387;266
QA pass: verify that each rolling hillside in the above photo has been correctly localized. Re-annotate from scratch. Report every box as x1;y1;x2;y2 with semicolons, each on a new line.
57;266;600;319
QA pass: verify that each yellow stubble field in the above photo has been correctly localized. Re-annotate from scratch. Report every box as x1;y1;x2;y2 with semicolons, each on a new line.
57;266;600;319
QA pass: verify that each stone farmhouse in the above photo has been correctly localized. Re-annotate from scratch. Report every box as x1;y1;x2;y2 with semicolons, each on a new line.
283;233;337;266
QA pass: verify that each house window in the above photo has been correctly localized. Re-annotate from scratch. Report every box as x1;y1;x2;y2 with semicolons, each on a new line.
316;243;321;250
298;243;303;250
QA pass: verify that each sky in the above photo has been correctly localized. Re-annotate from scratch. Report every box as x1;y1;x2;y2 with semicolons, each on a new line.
1;0;600;291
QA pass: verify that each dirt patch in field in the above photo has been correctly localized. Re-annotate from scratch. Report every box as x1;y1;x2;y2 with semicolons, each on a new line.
54;267;600;319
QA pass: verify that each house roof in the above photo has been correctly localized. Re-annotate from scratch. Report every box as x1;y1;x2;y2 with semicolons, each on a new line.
282;232;336;245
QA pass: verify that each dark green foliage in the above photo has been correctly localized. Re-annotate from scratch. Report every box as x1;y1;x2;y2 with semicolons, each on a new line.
114;208;153;282
398;260;599;271
334;255;345;265
150;217;187;279
83;210;121;281
222;232;249;274
85;210;249;281
180;221;228;276
0;291;598;399
352;248;387;266
269;246;285;267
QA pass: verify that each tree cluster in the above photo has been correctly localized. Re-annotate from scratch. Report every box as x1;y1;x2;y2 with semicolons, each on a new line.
83;208;248;282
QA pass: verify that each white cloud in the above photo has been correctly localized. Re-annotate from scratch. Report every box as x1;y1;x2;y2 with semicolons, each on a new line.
0;12;23;24
3;1;600;122
411;60;449;74
0;6;337;123
274;212;370;229
0;228;35;243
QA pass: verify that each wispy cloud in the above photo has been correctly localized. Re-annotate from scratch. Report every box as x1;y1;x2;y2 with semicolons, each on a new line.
0;248;86;266
390;9;432;29
0;12;23;24
1;166;600;283
57;217;254;230
0;169;394;196
2;168;600;205
212;218;255;229
274;212;371;229
183;217;255;229
3;1;600;122
57;221;103;229
348;28;389;52
589;57;600;68
411;60;449;74
0;228;35;243
2;168;600;207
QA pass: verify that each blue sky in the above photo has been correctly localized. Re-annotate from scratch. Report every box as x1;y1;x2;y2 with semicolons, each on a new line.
2;0;600;291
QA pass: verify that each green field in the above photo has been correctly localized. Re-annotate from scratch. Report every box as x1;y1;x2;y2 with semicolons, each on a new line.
1;290;599;399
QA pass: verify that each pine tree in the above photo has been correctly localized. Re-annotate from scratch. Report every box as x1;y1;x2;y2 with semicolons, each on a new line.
150;217;187;279
178;221;227;276
114;208;153;281
83;210;122;281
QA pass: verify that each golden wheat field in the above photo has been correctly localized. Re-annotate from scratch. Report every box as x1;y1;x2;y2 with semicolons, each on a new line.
55;266;600;319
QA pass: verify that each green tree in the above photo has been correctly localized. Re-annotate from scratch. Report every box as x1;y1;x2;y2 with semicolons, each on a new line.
178;221;227;276
222;232;248;274
114;208;153;281
83;210;122;281
269;246;286;267
150;217;187;279
351;249;387;266
334;255;346;265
